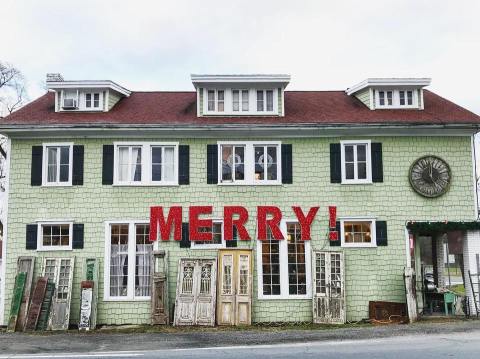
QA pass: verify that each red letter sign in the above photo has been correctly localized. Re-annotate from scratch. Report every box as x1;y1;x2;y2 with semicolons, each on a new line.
189;206;213;241
224;206;251;240
150;206;182;241
257;206;284;240
292;206;319;240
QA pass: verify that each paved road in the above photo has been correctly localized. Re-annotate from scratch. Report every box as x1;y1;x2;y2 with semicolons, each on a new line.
0;321;479;358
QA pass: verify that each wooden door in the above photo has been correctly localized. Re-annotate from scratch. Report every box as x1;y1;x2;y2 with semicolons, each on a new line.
16;256;35;331
313;251;345;324
151;250;169;325
43;257;75;330
217;250;252;326
174;258;217;326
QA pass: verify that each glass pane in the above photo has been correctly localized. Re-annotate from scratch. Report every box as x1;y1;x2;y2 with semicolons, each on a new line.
60;164;69;182
118;147;129;182
254;146;264;180
261;229;281;296
407;91;413;105
93;93;99;107
379;91;385;106
345;163;354;179
110;224;129;297
234;146;245;180
287;223;306;295
357;144;366;161
151;147;162;181
221;145;232;181
344;221;371;243
241;90;249;111
135;224;152;296
257;90;264;111
358;162;367;179
208;90;215;111
232;90;239;111
267;146;277;180
86;93;91;108
266;90;273;111
399;91;405;105
387;91;393;105
60;147;69;165
344;145;354;162
132;147;142;182
47;147;58;182
164;147;175;181
217;90;224;112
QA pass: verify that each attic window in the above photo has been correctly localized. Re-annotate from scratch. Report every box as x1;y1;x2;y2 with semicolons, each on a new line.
207;90;224;112
376;89;418;109
86;93;100;109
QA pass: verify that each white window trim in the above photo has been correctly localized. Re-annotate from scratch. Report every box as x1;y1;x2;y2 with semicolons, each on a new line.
375;89;419;109
255;89;276;113
104;220;157;301
83;91;103;111
217;141;282;186
42;142;74;187
37;221;73;251
340;217;377;248
113;142;179;186
340;140;372;184
256;219;312;300
191;219;226;250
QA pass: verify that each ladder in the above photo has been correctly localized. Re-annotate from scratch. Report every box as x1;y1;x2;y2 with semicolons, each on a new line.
467;254;480;318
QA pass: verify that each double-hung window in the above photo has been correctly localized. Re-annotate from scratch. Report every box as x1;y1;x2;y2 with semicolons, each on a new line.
218;141;281;185
399;90;413;106
233;90;249;111
85;93;100;109
37;222;73;251
340;140;371;184
43;143;73;186
207;90;225;112
256;90;274;112
340;218;376;247
191;220;225;249
105;221;153;300
114;142;178;185
257;221;311;299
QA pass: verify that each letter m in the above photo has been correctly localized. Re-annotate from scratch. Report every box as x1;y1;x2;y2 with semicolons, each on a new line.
150;206;182;241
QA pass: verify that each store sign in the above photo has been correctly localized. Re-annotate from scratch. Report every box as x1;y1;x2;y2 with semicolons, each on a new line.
149;206;320;242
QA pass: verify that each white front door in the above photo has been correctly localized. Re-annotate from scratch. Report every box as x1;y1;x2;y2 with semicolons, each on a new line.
313;251;345;324
174;258;217;326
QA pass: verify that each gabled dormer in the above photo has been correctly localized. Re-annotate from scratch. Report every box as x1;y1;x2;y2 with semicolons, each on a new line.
46;73;131;113
346;78;431;110
191;74;290;117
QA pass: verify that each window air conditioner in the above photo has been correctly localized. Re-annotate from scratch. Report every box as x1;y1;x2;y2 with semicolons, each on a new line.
62;98;77;109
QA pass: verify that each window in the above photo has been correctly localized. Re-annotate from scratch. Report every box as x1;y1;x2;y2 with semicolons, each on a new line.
233;90;249;111
207;90;215;111
340;140;371;184
257;221;311;299
192;221;225;249
376;89;417;108
340;218;376;247
207;90;224;112
218;141;281;185
114;142;178;185
399;90;413;106
105;222;153;300
86;93;100;109
256;90;274;112
43;143;73;186
37;222;73;251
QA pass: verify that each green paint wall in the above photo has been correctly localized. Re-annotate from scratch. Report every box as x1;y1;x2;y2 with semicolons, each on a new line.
3;136;476;325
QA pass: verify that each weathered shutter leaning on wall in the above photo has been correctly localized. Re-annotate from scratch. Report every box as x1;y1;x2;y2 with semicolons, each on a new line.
371;143;383;183
72;145;84;185
376;221;388;246
180;222;191;248
178;145;190;185
31;146;43;186
330;143;342;183
206;144;218;184
226;226;238;248
26;224;37;250
281;144;293;184
330;221;341;247
102;145;114;185
72;223;84;249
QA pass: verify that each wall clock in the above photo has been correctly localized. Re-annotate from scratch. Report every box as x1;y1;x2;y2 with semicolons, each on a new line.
409;155;451;198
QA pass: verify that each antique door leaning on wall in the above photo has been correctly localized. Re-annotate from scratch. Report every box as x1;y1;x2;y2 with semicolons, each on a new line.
42;257;75;330
174;258;217;326
217;250;252;326
313;251;345;324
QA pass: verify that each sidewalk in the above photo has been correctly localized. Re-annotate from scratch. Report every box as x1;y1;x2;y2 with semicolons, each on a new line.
0;319;479;355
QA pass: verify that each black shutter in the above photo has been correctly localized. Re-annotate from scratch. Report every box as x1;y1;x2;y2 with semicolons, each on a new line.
31;146;43;186
371;143;383;183
330;221;341;247
180;222;191;248
72;223;84;249
178;145;190;185
226;226;238;248
72;145;84;185
376;221;388;246
26;224;37;250
281;144;293;184
102;145;114;185
207;144;218;184
330;143;341;183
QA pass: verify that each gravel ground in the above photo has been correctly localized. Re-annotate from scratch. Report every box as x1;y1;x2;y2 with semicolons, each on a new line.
0;319;478;355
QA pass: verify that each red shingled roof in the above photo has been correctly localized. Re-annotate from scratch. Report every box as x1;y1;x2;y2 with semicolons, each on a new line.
2;90;479;126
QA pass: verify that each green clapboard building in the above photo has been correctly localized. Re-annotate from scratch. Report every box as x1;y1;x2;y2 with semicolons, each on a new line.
1;74;480;327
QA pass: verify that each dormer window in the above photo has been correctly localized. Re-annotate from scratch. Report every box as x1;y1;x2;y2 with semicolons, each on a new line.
257;90;274;112
399;90;413;106
207;90;224;112
85;93;100;109
378;91;393;106
375;89;418;109
233;90;249;112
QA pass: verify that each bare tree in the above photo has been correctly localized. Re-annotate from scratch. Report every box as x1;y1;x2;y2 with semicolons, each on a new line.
0;61;27;116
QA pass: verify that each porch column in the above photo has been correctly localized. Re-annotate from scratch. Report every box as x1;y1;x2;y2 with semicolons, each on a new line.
463;230;480;315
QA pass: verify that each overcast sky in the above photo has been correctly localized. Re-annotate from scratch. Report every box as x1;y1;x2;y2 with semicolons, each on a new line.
3;0;480;113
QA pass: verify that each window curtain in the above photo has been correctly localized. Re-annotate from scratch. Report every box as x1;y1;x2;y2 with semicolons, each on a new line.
135;244;153;296
47;147;58;182
118;147;129;182
110;244;128;296
132;147;142;181
164;147;175;181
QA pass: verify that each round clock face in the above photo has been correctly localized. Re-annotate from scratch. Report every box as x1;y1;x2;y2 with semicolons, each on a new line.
409;156;451;198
